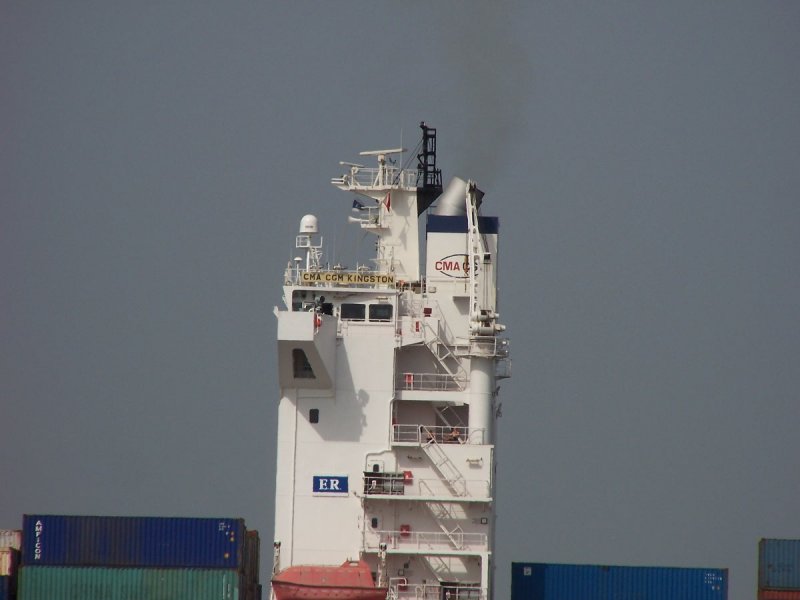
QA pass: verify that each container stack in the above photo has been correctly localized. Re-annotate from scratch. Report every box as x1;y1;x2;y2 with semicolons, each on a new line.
16;515;260;600
0;530;22;600
759;539;800;600
511;562;728;600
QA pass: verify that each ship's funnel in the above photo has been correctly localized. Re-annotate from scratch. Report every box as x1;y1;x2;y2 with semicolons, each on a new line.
432;177;484;216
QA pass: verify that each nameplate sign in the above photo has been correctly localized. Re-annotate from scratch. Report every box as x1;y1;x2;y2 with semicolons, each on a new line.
313;475;349;495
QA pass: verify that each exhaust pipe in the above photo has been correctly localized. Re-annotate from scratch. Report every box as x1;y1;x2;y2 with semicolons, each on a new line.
433;177;484;216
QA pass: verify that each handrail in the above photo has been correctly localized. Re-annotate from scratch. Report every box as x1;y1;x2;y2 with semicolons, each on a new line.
388;585;487;600
363;475;490;499
393;424;486;445
398;372;464;392
333;166;417;189
365;529;487;551
460;336;509;357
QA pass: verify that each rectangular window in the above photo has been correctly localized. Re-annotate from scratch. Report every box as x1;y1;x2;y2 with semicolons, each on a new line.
369;304;393;322
309;408;319;423
340;303;365;321
292;291;314;312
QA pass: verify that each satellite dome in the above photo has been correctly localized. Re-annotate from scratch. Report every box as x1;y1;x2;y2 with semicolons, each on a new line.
299;214;318;234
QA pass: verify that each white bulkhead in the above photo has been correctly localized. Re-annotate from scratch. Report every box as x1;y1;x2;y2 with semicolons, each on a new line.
272;125;510;600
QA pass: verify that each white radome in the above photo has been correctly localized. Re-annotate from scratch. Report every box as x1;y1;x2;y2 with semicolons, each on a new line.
299;214;318;234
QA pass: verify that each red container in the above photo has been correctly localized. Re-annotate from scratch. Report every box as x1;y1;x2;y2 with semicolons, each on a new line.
759;591;800;600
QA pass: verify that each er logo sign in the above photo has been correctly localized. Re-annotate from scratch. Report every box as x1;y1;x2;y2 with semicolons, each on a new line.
313;476;349;494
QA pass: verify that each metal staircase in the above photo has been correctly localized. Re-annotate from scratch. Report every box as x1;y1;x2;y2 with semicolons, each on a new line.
422;320;468;390
428;506;464;550
420;427;467;497
424;555;458;582
435;405;466;432
419;480;465;550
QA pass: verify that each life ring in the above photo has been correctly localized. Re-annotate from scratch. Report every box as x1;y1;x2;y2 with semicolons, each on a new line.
315;315;322;328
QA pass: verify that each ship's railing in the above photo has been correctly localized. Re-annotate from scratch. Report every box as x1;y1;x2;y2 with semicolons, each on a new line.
392;424;486;445
362;475;490;499
398;372;465;392
346;205;385;229
450;336;510;358
332;166;418;189
365;529;488;552
495;354;512;379
389;584;487;600
418;477;490;499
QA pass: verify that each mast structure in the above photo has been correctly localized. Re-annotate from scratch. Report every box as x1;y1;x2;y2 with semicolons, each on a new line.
272;124;510;600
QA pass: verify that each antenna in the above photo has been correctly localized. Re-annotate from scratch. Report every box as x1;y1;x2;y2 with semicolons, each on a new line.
358;148;404;156
417;122;443;214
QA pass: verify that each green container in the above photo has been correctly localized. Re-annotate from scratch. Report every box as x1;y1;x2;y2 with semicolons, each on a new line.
18;566;248;600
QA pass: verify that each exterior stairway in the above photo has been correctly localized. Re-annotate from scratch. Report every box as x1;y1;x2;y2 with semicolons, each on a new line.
424;555;458;582
420;480;465;551
435;405;466;432
422;320;468;391
428;506;464;550
420;427;467;497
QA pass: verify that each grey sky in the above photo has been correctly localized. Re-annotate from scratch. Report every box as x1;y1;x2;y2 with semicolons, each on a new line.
1;3;799;599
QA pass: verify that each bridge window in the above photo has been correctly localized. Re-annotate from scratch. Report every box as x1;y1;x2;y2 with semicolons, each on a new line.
340;303;366;321
292;290;314;312
292;349;315;379
369;304;393;322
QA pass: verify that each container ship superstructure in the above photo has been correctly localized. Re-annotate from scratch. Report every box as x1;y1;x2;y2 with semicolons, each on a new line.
271;124;510;600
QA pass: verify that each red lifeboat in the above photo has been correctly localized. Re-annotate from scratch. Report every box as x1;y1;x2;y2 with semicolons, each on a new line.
272;560;387;600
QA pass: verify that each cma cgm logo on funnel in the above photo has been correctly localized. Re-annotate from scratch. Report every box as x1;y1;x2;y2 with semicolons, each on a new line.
434;254;470;278
313;476;348;495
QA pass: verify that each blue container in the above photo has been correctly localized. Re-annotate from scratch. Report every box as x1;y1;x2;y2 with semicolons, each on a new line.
759;539;800;590
511;563;728;600
0;575;10;600
21;515;245;569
